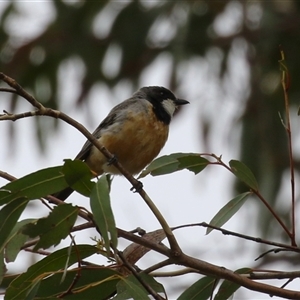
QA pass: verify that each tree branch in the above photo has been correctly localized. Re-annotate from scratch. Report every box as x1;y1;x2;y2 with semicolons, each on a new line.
0;72;180;254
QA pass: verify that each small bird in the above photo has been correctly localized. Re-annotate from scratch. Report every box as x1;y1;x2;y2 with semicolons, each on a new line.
55;86;189;200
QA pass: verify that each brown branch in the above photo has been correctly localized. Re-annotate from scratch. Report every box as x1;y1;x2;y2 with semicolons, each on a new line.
209;154;293;240
0;73;44;110
0;170;17;181
279;47;296;246
248;269;300;280
176;252;300;299
150;267;200;277
142;259;173;274
255;248;294;261
173;222;300;253
0;72;181;254
0;88;21;96
2;73;300;298
23;248;51;256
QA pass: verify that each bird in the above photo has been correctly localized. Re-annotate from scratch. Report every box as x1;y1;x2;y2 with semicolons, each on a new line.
54;86;189;200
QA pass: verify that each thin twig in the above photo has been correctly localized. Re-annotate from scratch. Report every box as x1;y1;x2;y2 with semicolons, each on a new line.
0;88;20;95
2;73;300;299
0;170;17;181
23;248;51;256
248;270;300;280
209;154;292;240
279;47;296;246
150;267;201;277
176;251;300;299
142;259;173;274
172;222;300;253
253;190;292;240
0;72;180;254
255;248;293;261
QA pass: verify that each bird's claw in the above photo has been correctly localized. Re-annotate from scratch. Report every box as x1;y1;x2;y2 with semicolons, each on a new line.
107;155;118;166
130;181;143;193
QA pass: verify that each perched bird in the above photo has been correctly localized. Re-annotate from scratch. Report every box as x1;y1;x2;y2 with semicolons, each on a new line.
55;86;189;200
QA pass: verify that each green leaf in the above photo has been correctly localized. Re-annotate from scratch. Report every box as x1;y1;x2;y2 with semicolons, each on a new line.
36;267;119;298
62;159;95;197
5;219;35;263
0;274;18;291
0;250;7;285
90;176;117;255
5;245;98;300
115;274;164;300
214;268;252;300
138;154;180;178
138;153;206;178
22;204;78;250
177;276;217;300
177;156;209;174
0;198;28;254
229;160;258;191
206;192;251;234
0;166;68;205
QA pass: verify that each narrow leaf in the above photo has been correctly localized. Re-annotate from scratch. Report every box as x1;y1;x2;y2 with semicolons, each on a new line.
177;276;217;300
0;198;28;253
207;192;251;234
0;250;7;285
138;154;180;178
90;176;117;254
214;268;252;300
5;219;35;263
115;274;164;300
138;153;203;178
229;160;258;191
36;267;119;298
5;245;98;300
0;166;68;205
62;159;95;197
22;204;78;250
177;156;209;174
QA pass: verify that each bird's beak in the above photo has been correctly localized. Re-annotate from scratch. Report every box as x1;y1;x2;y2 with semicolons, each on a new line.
174;98;189;106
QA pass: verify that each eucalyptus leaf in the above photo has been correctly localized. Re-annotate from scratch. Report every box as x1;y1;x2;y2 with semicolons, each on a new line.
229;160;258;191
90;176;117;255
0;166;68;205
207;192;251;234
138;153;205;178
0;198;28;254
214;268;252;300
177;276;217;300
5;245;98;300
22;204;78;250
62;159;95;197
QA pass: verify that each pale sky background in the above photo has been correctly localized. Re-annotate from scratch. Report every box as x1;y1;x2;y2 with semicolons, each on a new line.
0;1;298;299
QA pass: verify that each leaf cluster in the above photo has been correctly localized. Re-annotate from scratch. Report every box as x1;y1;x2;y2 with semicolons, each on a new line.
1;152;298;299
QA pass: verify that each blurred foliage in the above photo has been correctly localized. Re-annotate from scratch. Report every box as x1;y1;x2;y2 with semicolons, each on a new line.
1;0;300;249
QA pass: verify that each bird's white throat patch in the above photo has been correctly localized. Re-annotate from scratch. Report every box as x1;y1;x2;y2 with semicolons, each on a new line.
162;99;176;117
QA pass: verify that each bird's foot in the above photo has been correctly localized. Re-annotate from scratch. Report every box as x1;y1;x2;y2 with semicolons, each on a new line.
130;180;143;193
107;155;118;166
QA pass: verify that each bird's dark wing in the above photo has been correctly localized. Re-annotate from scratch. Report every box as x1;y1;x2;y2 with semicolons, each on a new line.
53;111;119;201
75;97;136;161
75;111;117;161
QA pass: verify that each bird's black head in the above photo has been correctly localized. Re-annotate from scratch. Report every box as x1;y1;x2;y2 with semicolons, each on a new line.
139;86;189;124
